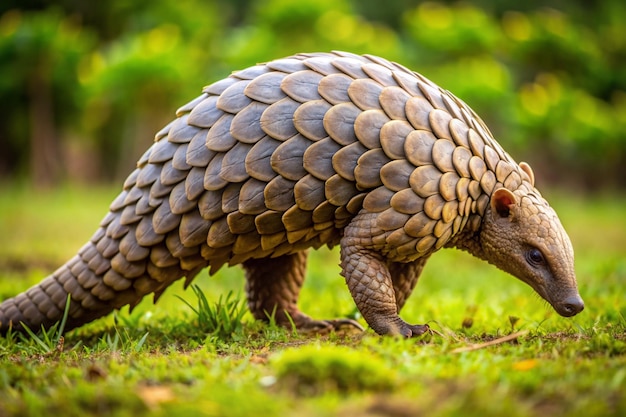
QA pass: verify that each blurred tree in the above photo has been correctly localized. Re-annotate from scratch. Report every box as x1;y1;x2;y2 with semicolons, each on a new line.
75;0;226;180
0;0;624;189
399;2;626;188
213;0;402;69
81;25;207;180
500;5;626;186
0;9;94;185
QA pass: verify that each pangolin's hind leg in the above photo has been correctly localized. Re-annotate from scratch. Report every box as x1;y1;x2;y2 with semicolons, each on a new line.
243;251;363;333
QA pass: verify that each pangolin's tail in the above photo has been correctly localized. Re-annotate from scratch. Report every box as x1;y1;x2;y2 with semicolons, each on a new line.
0;196;202;334
0;104;218;334
0;233;126;333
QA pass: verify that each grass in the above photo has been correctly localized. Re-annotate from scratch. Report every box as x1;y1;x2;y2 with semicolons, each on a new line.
0;183;625;416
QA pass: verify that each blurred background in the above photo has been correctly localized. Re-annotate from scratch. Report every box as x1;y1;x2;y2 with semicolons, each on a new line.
0;0;624;190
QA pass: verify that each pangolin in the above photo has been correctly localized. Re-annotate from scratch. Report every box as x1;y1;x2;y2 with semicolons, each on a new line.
0;51;584;337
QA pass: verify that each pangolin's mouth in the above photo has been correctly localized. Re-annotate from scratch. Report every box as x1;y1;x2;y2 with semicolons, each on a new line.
553;294;585;317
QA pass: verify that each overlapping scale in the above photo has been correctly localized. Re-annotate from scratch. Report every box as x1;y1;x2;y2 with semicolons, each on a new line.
187;95;222;128
331;57;368;79
379;86;410;120
303;137;341;181
221;142;253;183
405;96;433;131
216;80;252;113
404;130;435;166
325;174;359;207
409;165;441;198
203;153;228;191
169;181;198;214
354;110;389;149
205;114;237;152
266;58;308;73
238;178;267;215
172;143;192;171
332;141;367;182
294;175;326;211
293;100;331;140
244;71;287;104
221;182;243;213
280;70;323;102
379;120;412;159
245;136;281;182
260;97;300;140
361;62;396;86
354;149;391;189
184;166;206;201
230;102;268;143
429;109;453;141
179;210;210;247
390;188;424;215
148;139;178;164
318;73;352;104
417;83;447;111
186;130;214;167
270;134;311;181
348;78;383;110
160;160;186;186
361;186;392;213
231;64;270;81
323;102;360;146
432;139;456;173
203;77;238;96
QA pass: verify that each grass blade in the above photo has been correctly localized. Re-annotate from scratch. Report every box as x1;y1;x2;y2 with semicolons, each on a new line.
19;324;51;354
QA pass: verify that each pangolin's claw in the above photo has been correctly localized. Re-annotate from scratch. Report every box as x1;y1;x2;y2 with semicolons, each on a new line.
406;323;430;338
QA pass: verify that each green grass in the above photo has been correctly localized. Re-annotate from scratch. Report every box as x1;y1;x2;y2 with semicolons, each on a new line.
0;183;625;417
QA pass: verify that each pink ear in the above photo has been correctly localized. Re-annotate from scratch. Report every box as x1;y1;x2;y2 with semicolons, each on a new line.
491;188;517;218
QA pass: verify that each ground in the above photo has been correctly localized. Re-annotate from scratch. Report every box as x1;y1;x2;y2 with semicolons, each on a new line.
0;184;624;417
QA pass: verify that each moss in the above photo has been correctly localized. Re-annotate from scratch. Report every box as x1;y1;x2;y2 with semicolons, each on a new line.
271;344;397;395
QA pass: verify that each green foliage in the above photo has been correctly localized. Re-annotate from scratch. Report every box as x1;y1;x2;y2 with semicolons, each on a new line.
1;0;623;187
0;9;95;179
403;2;501;56
0;9;95;115
218;0;401;65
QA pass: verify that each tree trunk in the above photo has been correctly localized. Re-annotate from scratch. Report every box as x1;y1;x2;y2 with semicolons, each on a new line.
28;62;62;188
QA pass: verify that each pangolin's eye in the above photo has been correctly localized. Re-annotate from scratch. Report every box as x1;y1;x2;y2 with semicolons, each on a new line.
526;248;545;267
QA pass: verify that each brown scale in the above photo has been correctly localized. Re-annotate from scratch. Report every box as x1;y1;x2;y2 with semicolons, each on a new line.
0;52;584;337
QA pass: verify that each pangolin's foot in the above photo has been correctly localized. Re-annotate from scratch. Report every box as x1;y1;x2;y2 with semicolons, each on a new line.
284;313;365;335
367;315;430;338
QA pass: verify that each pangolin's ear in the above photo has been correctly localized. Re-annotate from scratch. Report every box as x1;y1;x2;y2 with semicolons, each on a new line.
519;162;535;187
491;188;517;219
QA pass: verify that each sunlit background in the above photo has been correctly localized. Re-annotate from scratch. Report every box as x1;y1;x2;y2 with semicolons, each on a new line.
0;0;624;190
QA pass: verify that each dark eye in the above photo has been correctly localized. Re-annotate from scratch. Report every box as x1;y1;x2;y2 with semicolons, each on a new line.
526;248;545;267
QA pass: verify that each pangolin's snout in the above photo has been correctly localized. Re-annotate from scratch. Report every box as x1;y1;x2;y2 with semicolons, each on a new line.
555;294;585;317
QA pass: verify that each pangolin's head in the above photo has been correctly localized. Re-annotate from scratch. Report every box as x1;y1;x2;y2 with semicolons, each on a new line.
479;163;584;317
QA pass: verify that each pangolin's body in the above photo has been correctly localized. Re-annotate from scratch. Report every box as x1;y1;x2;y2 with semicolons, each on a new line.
0;52;583;337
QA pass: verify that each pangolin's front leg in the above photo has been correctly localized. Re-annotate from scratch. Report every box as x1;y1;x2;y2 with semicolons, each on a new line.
340;213;429;337
243;252;363;333
388;256;430;311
